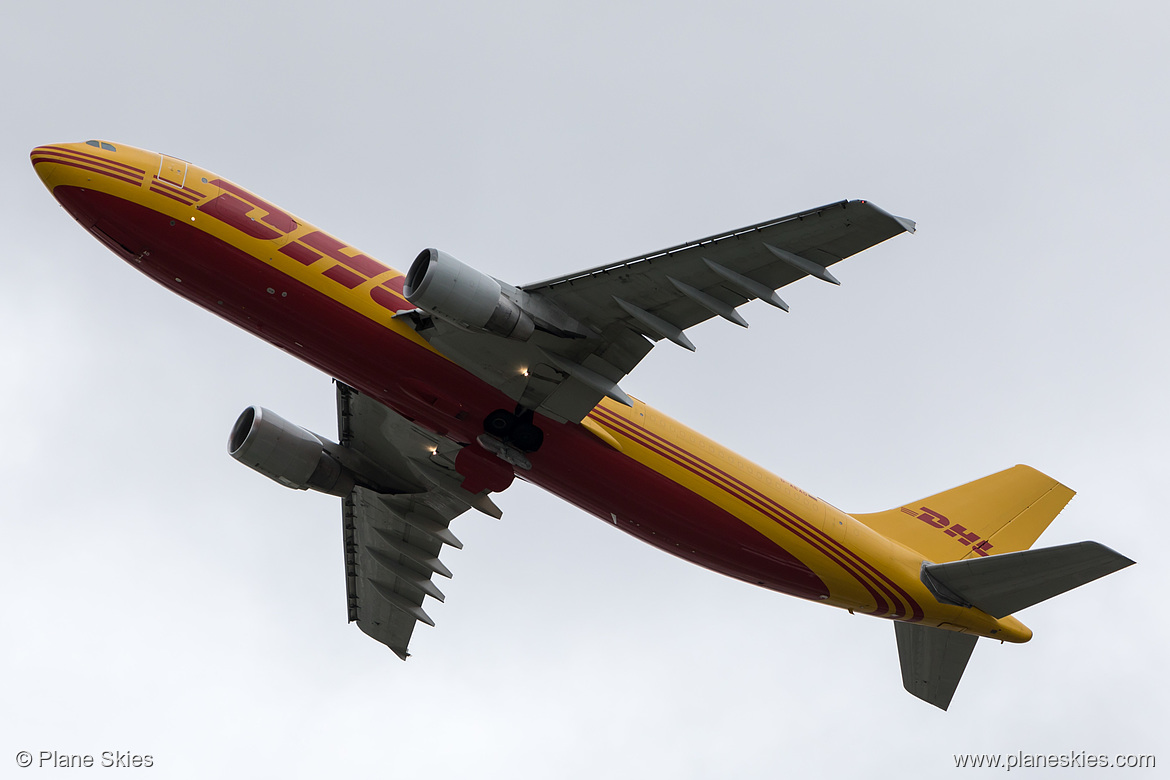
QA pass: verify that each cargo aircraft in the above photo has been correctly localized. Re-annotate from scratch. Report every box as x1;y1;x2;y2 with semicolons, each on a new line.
31;140;1133;709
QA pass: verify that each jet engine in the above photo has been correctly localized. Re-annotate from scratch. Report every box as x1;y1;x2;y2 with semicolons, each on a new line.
404;248;536;340
228;406;355;496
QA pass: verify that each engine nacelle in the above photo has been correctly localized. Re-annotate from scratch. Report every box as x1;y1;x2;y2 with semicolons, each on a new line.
228;406;356;496
404;248;535;340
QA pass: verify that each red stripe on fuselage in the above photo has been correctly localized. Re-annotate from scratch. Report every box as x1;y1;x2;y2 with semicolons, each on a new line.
592;408;892;616
41;145;147;176
32;155;143;187
594;409;912;622
34;149;145;181
150;185;196;207
50;185;832;603
520;418;830;598
151;179;201;204
590;407;923;620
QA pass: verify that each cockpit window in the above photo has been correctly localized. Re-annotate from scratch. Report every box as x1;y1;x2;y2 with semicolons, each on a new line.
86;140;99;147
85;140;117;152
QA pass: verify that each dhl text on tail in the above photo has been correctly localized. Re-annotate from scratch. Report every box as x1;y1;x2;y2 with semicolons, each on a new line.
31;139;1134;710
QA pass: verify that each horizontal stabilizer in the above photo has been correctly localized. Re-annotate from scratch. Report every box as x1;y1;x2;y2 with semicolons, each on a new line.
894;622;978;711
922;541;1134;618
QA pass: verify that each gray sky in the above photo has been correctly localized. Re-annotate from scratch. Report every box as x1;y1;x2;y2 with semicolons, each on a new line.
3;1;1167;776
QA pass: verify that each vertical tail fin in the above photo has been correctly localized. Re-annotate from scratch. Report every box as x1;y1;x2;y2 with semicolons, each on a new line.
853;465;1074;562
894;623;977;711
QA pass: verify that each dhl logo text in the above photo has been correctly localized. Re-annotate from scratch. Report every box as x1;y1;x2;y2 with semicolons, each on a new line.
191;177;409;312
899;506;994;556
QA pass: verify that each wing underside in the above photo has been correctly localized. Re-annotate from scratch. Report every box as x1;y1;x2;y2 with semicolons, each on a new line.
337;383;498;659
407;200;915;423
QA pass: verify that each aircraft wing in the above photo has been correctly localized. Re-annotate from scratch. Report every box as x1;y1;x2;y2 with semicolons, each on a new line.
336;383;501;659
408;200;914;423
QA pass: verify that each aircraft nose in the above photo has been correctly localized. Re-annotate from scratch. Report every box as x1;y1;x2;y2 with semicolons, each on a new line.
30;144;60;189
31;140;147;194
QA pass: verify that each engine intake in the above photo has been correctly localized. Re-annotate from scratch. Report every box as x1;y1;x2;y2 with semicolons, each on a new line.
404;248;535;340
228;406;355;496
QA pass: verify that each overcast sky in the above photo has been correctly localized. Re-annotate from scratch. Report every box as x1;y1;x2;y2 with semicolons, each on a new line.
3;2;1167;777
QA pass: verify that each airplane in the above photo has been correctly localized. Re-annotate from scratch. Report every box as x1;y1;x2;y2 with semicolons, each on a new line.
31;139;1134;710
